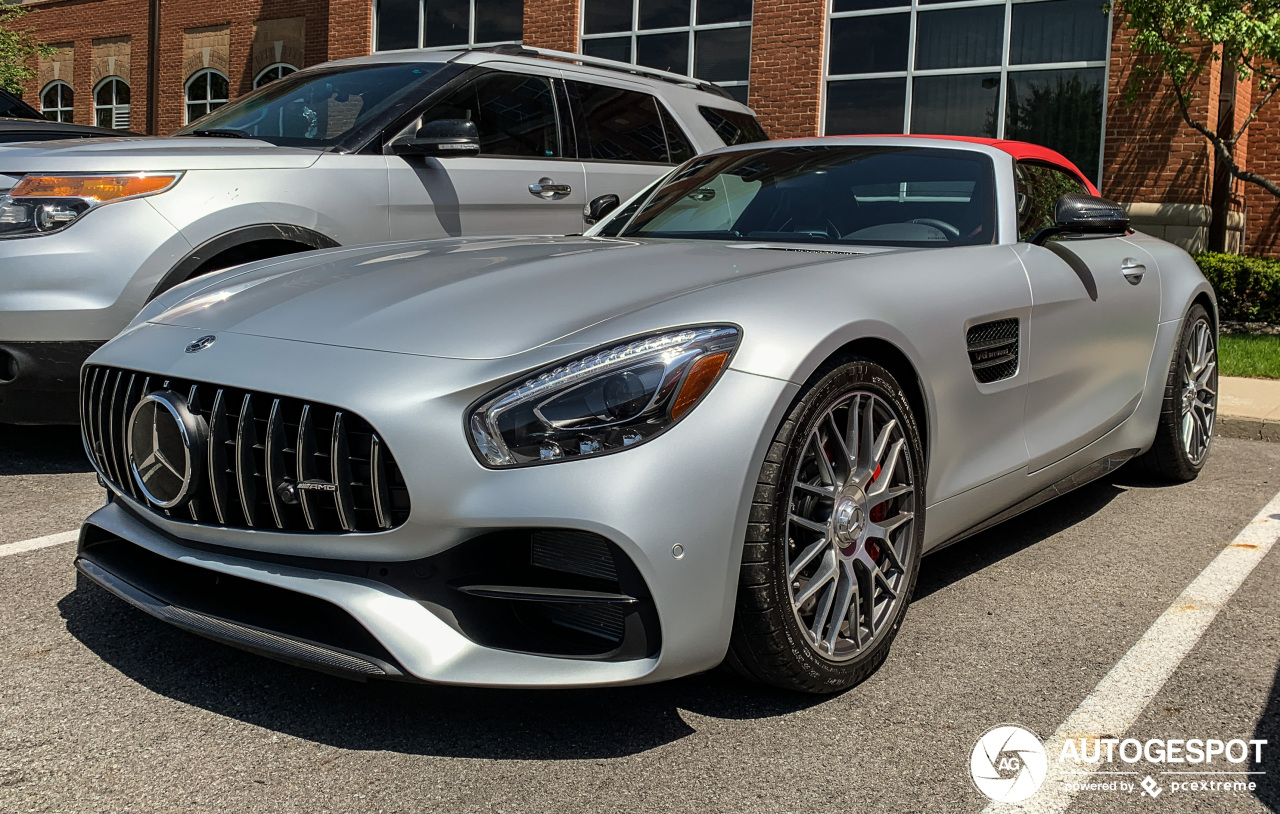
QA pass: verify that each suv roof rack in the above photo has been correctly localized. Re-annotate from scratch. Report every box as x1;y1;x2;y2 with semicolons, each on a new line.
460;44;737;101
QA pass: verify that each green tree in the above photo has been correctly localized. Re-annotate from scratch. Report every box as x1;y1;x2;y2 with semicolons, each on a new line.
1113;0;1280;199
0;4;52;95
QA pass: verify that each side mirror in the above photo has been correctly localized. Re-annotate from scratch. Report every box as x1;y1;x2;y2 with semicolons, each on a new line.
1030;194;1130;245
584;193;621;225
389;118;481;157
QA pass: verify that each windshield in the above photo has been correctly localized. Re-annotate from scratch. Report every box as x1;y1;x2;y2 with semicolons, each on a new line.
174;62;450;148
615;145;997;247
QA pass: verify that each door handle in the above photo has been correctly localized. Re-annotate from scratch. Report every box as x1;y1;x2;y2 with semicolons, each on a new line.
1121;258;1146;285
529;177;572;200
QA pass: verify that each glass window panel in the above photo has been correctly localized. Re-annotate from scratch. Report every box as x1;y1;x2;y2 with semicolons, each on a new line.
694;27;750;82
828;14;909;75
582;36;633;63
425;0;470;47
700;105;768;145
474;0;523;42
833;0;907;10
210;73;229;101
1015;162;1088;240
96;81;113;106
573;82;670;163
1004;67;1104;183
187;75;208;101
1010;0;1109;65
910;73;999;137
722;84;748;105
640;0;691;30
637;31;689;75
584;0;635;34
116;80;131;104
696;0;751;25
427;72;560;156
376;0;420;50
660;104;696;162
915;6;1004;70
42;86;59;109
825;77;906;134
96;108;112;129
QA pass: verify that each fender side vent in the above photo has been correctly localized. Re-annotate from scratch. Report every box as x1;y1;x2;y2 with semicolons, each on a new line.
966;318;1019;384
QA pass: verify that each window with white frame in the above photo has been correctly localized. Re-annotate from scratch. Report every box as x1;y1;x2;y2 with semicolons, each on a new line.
374;0;523;52
41;80;74;123
580;0;752;104
185;69;230;124
824;0;1110;183
94;77;131;130
254;63;298;88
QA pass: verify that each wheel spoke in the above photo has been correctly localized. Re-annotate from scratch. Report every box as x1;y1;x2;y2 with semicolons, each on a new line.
810;430;838;488
826;412;855;481
788;537;829;581
789;513;828;535
795;549;837;606
822;568;856;652
794;481;836;498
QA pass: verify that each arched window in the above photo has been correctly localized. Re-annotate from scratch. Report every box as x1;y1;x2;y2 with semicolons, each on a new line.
94;77;131;130
254;63;297;88
41;81;74;123
185;69;229;124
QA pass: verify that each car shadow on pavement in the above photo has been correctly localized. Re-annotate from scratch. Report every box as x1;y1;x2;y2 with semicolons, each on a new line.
57;573;825;760
1254;663;1279;811
913;478;1126;601
0;424;93;476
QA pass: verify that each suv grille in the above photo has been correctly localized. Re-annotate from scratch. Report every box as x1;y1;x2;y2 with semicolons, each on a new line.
81;365;410;533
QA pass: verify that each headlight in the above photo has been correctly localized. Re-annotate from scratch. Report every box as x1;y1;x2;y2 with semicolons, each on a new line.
469;326;740;467
0;173;182;238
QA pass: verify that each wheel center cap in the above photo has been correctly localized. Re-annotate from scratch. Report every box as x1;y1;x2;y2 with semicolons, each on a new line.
833;491;866;544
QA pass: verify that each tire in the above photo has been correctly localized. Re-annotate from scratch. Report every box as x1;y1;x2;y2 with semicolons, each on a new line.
726;359;926;693
1132;304;1217;482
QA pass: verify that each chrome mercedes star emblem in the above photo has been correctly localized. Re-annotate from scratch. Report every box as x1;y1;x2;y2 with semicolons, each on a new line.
126;390;205;508
186;335;216;353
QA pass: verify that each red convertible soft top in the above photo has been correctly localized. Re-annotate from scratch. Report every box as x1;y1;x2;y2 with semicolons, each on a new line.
857;134;1100;196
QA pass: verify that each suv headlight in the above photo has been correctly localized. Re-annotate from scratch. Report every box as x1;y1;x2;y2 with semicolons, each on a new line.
0;173;182;238
469;326;740;467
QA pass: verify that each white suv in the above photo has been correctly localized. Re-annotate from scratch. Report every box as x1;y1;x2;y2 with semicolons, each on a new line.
0;45;766;424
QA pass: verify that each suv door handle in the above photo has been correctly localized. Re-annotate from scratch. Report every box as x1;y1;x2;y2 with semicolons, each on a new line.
529;178;572;200
1121;258;1146;285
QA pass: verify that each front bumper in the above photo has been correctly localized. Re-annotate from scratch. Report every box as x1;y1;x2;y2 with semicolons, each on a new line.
78;323;797;686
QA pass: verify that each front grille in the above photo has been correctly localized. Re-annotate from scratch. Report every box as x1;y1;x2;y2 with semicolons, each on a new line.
81;365;410;533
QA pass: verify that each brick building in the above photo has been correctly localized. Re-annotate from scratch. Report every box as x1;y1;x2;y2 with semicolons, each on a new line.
12;0;1277;255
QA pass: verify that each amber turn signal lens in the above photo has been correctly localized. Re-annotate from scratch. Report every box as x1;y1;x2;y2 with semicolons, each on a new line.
671;351;730;420
10;174;180;202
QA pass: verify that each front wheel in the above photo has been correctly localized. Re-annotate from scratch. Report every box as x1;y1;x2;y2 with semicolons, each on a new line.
726;359;925;693
1133;304;1217;482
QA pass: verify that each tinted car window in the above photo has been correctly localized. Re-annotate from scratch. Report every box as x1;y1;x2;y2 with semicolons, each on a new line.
660;105;696;164
621;145;996;247
174;63;449;148
423;71;561;157
0;89;41;120
699;106;768;146
570;81;675;164
1015;162;1087;241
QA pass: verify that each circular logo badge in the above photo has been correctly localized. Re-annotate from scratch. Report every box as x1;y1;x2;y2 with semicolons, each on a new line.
970;725;1048;803
185;335;216;354
127;390;205;508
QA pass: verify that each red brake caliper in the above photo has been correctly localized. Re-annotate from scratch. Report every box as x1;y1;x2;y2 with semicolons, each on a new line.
867;463;886;560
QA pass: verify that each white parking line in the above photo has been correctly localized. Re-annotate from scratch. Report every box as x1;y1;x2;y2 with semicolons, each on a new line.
0;530;78;558
984;489;1280;813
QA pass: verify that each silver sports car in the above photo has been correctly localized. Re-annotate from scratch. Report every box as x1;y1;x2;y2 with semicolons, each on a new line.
75;136;1218;693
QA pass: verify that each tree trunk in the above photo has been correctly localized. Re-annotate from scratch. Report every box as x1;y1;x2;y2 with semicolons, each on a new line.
1208;65;1237;253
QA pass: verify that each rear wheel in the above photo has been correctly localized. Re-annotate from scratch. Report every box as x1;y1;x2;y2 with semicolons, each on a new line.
726;359;925;693
1133;304;1217;482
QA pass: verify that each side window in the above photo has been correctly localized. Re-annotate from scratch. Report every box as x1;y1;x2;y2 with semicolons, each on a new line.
659;105;695;164
1015;162;1088;242
422;71;560;158
570;81;674;164
699;106;768;146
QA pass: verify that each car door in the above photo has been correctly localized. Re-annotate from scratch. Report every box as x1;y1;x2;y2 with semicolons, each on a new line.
564;78;696;214
1017;162;1162;471
387;68;587;239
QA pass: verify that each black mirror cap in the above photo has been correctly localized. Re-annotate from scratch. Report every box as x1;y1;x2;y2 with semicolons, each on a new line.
1031;194;1130;245
390;118;481;157
584;193;621;225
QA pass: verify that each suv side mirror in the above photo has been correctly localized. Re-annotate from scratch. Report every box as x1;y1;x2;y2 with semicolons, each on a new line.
584;193;621;225
390;119;481;157
1030;194;1130;245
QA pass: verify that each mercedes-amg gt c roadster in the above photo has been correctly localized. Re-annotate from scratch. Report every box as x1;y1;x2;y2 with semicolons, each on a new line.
75;137;1218;693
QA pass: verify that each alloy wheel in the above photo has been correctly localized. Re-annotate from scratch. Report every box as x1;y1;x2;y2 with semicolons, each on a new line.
1180;318;1217;466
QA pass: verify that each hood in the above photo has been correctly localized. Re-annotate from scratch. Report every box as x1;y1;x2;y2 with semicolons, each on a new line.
0;136;321;173
149;236;894;359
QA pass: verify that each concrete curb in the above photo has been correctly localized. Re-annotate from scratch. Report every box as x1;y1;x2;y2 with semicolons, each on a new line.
1216;415;1280;443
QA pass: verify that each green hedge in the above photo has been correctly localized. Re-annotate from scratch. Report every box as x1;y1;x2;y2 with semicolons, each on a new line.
1194;253;1280;324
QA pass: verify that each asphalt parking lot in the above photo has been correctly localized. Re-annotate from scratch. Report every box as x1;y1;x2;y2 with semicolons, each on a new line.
0;427;1277;814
